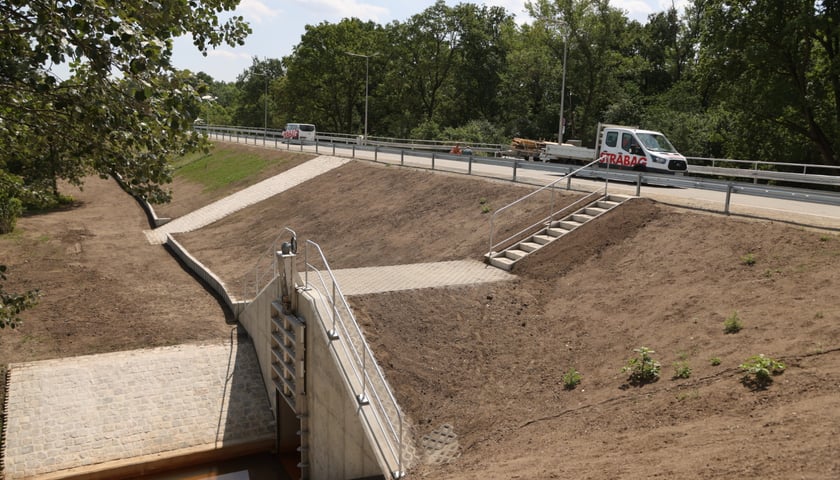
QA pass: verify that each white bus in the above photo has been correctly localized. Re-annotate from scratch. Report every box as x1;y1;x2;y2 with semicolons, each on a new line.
283;123;316;141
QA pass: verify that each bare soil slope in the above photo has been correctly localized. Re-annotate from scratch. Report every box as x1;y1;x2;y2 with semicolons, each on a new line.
2;142;838;479
353;199;840;479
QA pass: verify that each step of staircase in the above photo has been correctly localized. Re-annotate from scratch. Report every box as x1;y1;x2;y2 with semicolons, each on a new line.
486;194;632;271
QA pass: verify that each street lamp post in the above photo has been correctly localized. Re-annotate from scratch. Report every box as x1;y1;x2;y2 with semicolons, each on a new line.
544;18;569;144
248;69;270;145
558;30;568;144
345;51;379;143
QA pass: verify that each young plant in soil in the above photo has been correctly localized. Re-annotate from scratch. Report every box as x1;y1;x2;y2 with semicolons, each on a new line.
622;347;661;385
739;354;785;389
561;368;582;390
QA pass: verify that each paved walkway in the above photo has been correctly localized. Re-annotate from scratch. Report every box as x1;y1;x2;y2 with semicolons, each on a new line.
333;260;514;296
144;155;350;244
2;335;274;479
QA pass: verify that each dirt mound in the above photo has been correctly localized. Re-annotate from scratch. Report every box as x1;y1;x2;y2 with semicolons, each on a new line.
351;200;840;479
2;144;839;479
174;161;581;290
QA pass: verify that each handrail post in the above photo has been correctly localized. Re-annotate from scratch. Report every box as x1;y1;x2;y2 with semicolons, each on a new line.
375;144;379;162
513;160;518;182
549;185;556;223
401;150;404;166
725;184;733;215
331;280;338;336
636;174;642;196
432;153;436;170
468;154;473;175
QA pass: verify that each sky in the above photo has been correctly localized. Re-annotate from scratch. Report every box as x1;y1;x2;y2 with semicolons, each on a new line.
172;0;690;83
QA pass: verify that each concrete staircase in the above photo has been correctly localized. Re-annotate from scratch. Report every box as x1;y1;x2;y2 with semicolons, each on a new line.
485;194;631;271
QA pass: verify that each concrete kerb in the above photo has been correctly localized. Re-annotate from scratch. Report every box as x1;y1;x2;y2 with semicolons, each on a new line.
165;233;247;318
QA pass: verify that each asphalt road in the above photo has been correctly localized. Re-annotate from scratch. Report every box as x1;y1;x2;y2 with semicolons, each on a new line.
212;134;840;230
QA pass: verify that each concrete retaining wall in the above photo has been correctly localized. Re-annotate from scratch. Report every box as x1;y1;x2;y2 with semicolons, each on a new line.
164;234;245;317
297;288;383;480
237;275;283;410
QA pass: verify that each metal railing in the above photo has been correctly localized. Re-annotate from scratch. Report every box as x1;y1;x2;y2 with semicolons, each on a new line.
195;124;840;217
302;239;406;479
195;123;840;184
686;156;840;187
240;228;297;300
488;157;605;255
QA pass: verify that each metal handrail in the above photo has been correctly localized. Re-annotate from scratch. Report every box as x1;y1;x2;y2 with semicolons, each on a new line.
240;227;297;300
488;190;603;256
488;157;603;254
302;239;406;478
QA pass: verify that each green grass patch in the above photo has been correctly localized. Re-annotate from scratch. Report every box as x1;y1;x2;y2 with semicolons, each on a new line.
173;147;277;193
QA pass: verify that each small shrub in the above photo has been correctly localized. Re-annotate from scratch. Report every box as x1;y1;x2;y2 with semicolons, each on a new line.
481;204;491;214
709;357;722;366
740;354;785;388
741;253;756;266
561;368;582;390
723;311;743;334
622;347;661;385
672;360;692;379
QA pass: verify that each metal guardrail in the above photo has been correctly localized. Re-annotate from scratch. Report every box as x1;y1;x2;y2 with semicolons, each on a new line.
302;239;406;479
194;124;839;189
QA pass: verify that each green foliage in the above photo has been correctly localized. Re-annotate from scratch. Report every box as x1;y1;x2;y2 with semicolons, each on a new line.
739;354;785;388
410;120;444;141
710;357;722;366
723;311;743;334
672;360;692;379
0;173;24;234
441;120;508;145
741;253;756;266
561;368;582;390
0;265;41;329
622;347;661;385
1;0;251;212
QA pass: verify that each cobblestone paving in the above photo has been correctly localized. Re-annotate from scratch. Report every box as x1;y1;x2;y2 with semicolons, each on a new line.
333;260;514;296
144;155;350;244
2;335;274;479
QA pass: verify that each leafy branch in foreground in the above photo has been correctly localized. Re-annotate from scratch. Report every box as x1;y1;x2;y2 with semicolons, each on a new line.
0;265;41;329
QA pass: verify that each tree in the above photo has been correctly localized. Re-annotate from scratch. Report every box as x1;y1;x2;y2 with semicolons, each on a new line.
233;57;284;129
0;0;251;234
698;0;840;164
280;19;384;134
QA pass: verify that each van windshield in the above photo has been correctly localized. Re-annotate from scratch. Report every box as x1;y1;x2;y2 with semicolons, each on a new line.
637;133;677;153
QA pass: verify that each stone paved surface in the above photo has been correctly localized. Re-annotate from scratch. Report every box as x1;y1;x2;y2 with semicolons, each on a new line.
2;335;274;479
144;155;350;244
332;260;514;296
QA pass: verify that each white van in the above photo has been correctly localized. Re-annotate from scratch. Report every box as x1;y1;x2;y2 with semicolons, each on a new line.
540;124;687;173
598;126;687;173
283;123;316;141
